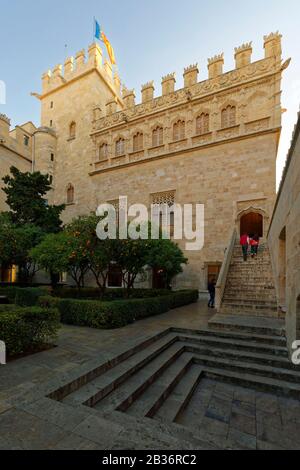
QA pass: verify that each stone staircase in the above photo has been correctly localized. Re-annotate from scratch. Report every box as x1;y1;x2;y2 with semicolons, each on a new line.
45;322;300;450
220;243;279;317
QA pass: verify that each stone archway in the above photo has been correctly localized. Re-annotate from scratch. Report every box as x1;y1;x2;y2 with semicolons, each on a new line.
237;207;266;238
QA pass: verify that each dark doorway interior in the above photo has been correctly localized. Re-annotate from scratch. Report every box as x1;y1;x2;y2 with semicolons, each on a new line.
152;268;166;289
240;212;263;237
108;265;123;288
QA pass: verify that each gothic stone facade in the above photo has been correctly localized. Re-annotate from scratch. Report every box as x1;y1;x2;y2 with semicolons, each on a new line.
2;32;289;290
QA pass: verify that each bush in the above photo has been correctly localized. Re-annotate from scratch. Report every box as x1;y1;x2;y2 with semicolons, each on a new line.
39;290;198;330
0;307;60;357
0;286;20;303
52;287;172;301
15;287;49;307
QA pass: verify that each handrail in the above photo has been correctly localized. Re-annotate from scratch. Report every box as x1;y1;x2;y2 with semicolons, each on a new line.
215;228;237;311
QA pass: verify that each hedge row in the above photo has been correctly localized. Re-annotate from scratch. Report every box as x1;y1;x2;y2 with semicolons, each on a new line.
52;287;172;300
0;286;49;306
0;307;60;357
38;290;199;329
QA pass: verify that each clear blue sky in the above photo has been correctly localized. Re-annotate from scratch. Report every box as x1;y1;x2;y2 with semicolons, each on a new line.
1;0;299;187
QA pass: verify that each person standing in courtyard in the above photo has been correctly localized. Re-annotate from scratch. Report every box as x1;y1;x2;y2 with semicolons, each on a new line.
208;278;216;309
240;233;250;261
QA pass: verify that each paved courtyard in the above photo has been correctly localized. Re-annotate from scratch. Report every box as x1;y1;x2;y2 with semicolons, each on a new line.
1;299;300;450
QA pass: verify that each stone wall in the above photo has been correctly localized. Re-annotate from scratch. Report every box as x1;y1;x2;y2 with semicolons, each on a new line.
268;112;300;353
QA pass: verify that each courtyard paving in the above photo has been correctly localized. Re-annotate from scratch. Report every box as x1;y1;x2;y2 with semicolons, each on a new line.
0;299;300;450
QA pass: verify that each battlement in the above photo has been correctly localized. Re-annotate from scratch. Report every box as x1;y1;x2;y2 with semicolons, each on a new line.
0;113;10;125
91;33;286;132
40;43;121;98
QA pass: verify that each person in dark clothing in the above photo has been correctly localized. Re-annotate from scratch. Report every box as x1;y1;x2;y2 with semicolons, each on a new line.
240;233;250;261
208;278;216;308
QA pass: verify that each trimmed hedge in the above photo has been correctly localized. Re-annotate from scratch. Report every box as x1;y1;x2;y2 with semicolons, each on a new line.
0;307;60;357
52;287;172;301
15;287;49;307
38;290;199;330
0;286;20;303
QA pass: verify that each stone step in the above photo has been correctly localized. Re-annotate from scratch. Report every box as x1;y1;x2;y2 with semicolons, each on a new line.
153;365;203;423
124;354;194;418
177;333;288;357
173;327;286;347
192;353;300;385
201;367;300;399
93;343;186;413
223;296;277;304
220;307;279;318
208;314;285;337
62;333;179;406
184;343;292;369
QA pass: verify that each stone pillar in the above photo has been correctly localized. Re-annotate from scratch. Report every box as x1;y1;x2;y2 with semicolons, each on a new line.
207;54;224;79
141;81;154;103
183;64;199;87
162;73;176;95
234;42;252;68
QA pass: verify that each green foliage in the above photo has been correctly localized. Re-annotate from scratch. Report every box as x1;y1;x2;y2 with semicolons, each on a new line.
147;239;188;288
52;287;172;300
0;307;60;357
2;166;65;233
39;290;198;330
0;286;19;303
15;287;49;307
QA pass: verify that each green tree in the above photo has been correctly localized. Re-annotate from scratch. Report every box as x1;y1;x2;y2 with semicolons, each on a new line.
147;239;188;289
2;166;65;233
30;232;70;287
0;215;45;284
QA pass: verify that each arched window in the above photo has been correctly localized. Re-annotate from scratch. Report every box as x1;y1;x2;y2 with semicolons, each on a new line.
67;184;74;204
99;143;108;161
173;120;185;141
196;113;209;135
69;122;76;139
221;105;236;128
133;132;144;152
152;127;164;147
115;138;125;157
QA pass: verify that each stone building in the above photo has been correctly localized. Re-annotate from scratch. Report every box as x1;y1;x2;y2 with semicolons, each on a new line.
0;32;292;292
29;32;288;290
268;110;300;353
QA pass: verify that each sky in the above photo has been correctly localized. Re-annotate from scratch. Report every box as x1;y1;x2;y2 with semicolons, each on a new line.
0;0;299;188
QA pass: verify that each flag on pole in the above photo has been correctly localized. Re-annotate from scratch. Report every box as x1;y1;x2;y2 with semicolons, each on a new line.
101;31;116;65
94;19;101;41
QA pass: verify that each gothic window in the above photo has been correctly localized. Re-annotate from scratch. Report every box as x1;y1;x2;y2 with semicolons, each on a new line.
151;191;176;238
196;113;209;135
69;121;76;139
99;143;108;161
173;120;185;141
133;132;144;152
67;184;74;204
221;105;236;128
115;138;125;157
24;135;30;146
152;126;164;147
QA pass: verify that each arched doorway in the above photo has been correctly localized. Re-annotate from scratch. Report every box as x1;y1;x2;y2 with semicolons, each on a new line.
240;212;263;237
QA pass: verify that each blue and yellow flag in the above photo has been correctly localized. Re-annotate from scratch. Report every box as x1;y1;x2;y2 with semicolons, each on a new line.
94;19;101;41
94;18;116;65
